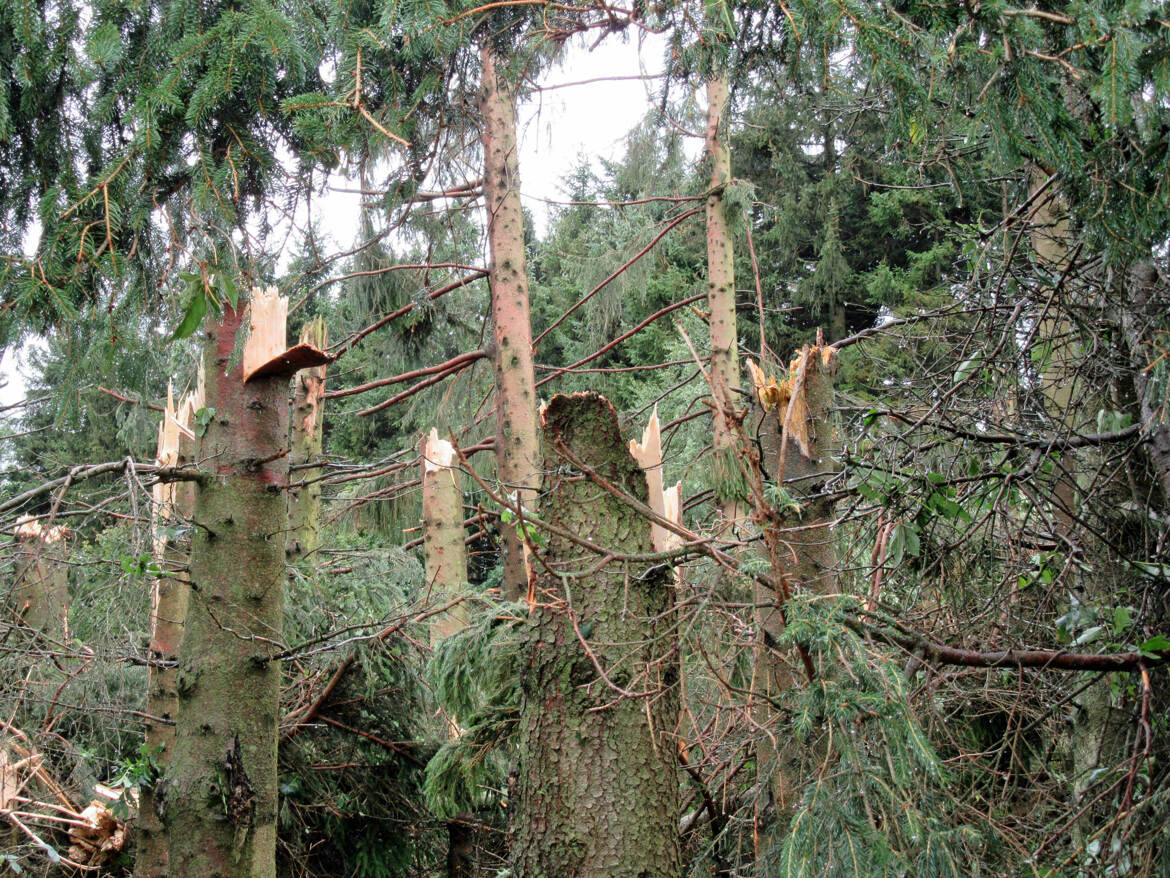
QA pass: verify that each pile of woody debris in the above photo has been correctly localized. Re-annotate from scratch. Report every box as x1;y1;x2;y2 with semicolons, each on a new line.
1;722;131;870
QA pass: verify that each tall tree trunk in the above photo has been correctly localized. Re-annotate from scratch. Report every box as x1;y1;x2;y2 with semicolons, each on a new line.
480;43;540;602
512;393;681;878
704;72;744;526
749;344;839;822
287;318;328;563
136;389;198;878
422;429;468;644
165;295;294;878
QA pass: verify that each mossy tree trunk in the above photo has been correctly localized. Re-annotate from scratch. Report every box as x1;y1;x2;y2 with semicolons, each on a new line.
136;392;198;878
287;318;327;563
512;393;681;878
164;301;291;878
480;43;540;601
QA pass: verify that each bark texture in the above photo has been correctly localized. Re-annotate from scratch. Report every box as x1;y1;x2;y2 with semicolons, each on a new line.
136;391;198;878
422;429;468;644
751;344;839;814
11;518;69;641
480;43;540;601
704;73;743;525
286;318;327;563
512;393;681;878
165;300;290;878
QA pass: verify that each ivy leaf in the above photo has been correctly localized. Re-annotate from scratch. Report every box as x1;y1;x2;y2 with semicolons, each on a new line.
194;407;216;438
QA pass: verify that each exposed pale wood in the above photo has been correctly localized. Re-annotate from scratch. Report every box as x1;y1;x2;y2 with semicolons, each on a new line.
746;344;838;460
629;407;672;553
242;286;333;384
661;481;683;552
151;384;181;552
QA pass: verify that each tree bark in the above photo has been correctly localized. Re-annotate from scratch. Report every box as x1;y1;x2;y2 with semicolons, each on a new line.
750;344;839;817
480;43;540;602
136;390;198;878
11;518;69;642
512;392;681;878
164;298;291;878
705;72;744;526
422;429;469;644
286;318;328;563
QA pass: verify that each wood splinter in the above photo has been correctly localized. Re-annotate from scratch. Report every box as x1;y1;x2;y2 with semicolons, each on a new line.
242;286;335;384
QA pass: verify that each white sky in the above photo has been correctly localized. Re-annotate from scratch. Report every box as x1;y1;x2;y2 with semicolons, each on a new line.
0;35;675;411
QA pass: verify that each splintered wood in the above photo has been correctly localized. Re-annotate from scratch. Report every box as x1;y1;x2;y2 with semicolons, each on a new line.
747;341;837;459
151;386;199;554
14;516;65;547
628;407;683;554
0;732;129;870
242;286;334;383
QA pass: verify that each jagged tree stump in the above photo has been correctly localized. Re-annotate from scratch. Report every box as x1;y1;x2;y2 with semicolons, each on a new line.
286;317;328;563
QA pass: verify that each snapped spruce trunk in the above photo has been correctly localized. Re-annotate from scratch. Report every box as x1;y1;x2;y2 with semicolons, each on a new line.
512;393;681;878
750;344;839;817
164;301;290;878
286;318;327;563
136;391;198;878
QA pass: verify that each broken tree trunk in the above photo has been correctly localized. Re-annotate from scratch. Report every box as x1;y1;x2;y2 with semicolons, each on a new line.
166;288;328;878
480;43;540;602
136;387;199;878
512;392;681;877
286;318;328;563
11;517;69;643
747;343;839;819
422;429;468;644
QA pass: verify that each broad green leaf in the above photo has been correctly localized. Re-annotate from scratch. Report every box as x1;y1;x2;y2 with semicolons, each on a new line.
168;288;206;342
216;273;240;311
1138;634;1170;653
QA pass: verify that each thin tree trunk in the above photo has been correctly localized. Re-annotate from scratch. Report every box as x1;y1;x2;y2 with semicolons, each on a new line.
422;429;468;644
512;393;681;877
287;318;328;563
705;72;744;525
136;389;198;878
480;43;540;602
165;293;298;878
